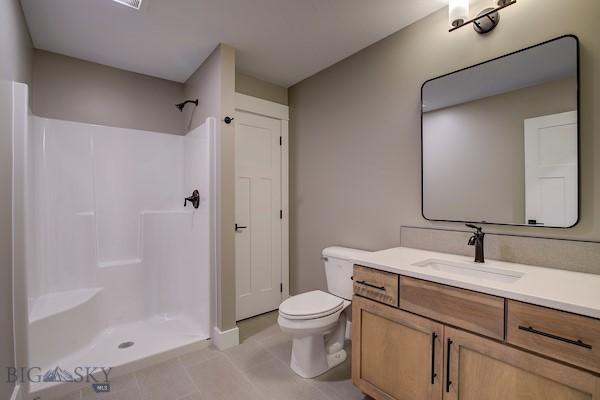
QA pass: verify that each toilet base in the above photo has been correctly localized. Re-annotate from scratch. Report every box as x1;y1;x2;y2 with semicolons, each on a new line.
288;312;348;378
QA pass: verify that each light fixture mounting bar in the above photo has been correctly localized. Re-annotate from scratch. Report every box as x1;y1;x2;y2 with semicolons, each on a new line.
449;0;516;32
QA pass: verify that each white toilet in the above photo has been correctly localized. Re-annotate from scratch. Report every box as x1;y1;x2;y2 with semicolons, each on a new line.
278;246;369;378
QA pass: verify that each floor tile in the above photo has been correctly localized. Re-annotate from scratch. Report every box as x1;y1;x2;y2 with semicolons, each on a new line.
178;345;224;369
177;392;204;400
308;352;365;400
55;391;82;400
224;338;274;371
135;359;197;400
186;356;262;400
258;330;292;363
81;385;142;400
238;311;279;342
243;357;330;400
80;373;140;399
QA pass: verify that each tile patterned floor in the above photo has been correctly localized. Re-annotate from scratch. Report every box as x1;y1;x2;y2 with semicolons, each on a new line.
57;311;367;400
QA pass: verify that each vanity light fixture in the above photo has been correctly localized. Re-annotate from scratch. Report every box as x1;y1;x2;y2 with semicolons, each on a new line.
449;0;469;28
449;0;516;34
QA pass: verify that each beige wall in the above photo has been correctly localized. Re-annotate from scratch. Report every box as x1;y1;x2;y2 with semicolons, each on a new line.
184;46;223;131
289;0;600;294
236;71;288;105
33;50;186;134
0;0;33;85
424;78;577;224
184;44;238;331
0;1;32;398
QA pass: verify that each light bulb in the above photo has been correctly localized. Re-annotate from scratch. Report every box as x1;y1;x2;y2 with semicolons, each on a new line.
449;0;469;27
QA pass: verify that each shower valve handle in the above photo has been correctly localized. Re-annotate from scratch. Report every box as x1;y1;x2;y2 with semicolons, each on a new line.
184;190;200;209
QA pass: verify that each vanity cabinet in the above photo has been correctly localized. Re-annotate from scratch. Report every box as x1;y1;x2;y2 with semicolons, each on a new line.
506;300;600;373
353;265;399;307
351;266;600;400
399;277;505;340
352;295;443;400
445;327;598;400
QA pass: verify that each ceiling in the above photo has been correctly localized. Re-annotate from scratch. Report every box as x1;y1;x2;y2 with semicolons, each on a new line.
422;36;578;112
20;0;447;87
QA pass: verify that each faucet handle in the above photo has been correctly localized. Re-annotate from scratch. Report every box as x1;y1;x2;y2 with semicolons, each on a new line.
466;223;483;232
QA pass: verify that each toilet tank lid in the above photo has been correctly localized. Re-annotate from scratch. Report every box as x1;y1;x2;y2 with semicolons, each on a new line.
322;246;370;260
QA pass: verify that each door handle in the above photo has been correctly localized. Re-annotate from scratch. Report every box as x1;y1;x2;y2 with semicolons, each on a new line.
235;223;247;232
355;280;386;291
518;325;592;349
431;332;438;384
446;338;453;393
184;190;200;209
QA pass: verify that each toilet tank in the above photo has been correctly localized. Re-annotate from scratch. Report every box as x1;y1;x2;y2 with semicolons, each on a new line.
322;247;371;300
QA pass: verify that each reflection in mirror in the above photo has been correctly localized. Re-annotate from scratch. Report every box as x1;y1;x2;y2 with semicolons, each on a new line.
422;36;579;228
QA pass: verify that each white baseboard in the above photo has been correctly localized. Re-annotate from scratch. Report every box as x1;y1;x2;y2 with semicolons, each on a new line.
212;325;239;350
10;385;21;400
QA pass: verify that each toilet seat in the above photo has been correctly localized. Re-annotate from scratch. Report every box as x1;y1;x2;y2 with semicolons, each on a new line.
279;290;344;320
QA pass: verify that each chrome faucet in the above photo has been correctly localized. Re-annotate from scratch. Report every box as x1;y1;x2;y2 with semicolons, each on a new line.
466;224;485;263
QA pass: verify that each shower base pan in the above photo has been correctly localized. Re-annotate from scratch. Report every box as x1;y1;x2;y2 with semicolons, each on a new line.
28;314;210;399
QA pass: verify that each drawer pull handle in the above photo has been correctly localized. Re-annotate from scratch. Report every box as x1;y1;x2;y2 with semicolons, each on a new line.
431;332;438;384
445;338;453;392
518;325;592;349
355;280;386;291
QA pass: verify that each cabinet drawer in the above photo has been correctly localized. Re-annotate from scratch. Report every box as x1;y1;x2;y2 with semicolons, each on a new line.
353;265;399;307
399;277;505;340
507;300;600;373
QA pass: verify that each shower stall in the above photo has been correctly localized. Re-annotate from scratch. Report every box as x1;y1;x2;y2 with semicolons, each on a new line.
8;82;216;398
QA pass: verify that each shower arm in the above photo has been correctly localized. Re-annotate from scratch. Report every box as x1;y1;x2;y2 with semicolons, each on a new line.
175;99;199;112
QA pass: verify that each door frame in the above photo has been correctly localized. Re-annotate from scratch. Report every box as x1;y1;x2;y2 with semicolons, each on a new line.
234;93;290;305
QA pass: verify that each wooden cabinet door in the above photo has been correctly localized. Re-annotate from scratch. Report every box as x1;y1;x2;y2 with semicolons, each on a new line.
444;326;600;400
352;295;444;400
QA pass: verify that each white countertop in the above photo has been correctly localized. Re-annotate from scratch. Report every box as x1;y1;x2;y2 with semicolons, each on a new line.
351;247;600;319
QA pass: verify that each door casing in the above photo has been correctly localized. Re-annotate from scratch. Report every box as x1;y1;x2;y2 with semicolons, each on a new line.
234;93;289;320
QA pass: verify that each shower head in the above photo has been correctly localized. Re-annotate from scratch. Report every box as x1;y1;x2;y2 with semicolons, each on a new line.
175;99;199;112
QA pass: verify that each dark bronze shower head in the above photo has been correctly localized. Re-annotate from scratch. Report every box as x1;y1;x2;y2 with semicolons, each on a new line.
175;99;199;112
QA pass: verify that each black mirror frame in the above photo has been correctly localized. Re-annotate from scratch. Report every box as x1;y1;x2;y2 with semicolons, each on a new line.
420;34;581;229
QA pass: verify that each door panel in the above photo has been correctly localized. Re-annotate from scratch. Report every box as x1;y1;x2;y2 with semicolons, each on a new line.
445;327;598;400
235;111;282;320
524;111;578;227
352;296;443;400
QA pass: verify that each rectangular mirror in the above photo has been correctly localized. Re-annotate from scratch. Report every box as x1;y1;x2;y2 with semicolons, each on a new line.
421;35;579;228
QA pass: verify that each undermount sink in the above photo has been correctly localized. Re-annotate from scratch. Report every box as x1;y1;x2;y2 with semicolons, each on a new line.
412;258;524;283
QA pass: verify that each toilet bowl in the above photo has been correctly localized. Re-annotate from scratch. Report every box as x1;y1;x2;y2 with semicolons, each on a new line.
278;247;370;378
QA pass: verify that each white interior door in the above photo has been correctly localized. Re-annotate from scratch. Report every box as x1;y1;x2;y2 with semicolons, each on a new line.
235;110;282;320
524;111;578;227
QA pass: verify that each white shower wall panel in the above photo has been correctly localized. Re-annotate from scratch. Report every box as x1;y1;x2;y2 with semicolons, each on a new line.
92;127;184;265
24;117;214;369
